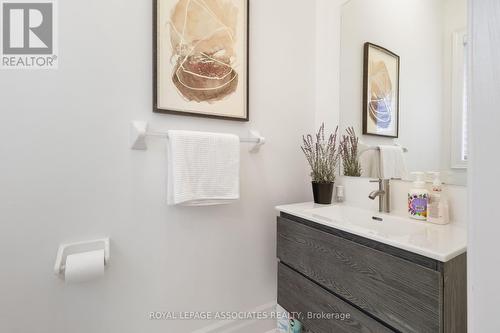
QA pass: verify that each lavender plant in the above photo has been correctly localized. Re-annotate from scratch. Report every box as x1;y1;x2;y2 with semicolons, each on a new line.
339;127;362;177
301;124;340;183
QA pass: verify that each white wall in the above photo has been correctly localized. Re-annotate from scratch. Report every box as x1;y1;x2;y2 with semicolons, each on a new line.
315;0;347;130
339;0;444;174
0;1;316;332
468;0;500;331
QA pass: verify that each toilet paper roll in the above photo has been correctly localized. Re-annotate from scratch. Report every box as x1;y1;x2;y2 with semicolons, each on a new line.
64;249;105;283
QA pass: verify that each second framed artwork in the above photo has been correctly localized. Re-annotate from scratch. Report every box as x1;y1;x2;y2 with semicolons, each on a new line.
154;0;249;121
362;42;400;138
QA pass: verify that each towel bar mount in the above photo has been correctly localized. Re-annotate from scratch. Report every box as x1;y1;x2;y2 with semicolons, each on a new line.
130;121;266;152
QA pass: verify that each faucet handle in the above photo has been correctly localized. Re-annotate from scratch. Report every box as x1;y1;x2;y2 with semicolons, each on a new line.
369;179;382;184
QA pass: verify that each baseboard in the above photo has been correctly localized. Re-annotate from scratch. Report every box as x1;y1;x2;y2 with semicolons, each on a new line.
191;302;277;333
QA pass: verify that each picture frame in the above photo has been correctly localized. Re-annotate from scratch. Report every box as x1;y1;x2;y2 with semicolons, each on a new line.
362;42;400;138
153;0;249;121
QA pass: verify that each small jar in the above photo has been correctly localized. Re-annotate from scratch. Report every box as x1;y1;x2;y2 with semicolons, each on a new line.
336;185;345;203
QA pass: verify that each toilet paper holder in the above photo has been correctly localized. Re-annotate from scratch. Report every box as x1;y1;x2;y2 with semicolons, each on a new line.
54;238;110;276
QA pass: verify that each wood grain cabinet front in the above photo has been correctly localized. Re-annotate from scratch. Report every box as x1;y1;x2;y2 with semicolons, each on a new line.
278;263;396;333
276;214;467;333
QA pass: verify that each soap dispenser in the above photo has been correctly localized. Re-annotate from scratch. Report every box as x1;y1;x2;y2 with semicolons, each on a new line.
427;172;450;225
408;172;429;220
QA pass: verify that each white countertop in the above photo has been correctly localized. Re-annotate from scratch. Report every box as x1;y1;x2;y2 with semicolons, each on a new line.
276;202;467;262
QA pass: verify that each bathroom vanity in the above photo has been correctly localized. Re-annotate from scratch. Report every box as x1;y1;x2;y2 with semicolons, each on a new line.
276;203;467;333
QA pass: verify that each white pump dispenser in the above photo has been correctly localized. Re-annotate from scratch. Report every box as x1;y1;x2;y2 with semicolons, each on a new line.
427;172;450;225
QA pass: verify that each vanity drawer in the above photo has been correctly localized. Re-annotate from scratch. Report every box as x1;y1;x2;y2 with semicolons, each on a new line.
278;263;395;333
277;216;442;333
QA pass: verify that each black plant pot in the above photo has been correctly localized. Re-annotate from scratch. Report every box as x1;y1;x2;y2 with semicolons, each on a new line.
312;182;334;205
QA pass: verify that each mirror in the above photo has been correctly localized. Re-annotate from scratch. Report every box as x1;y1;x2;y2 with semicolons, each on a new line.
340;0;468;186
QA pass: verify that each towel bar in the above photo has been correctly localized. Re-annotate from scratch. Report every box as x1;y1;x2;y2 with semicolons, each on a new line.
359;144;409;155
130;121;266;152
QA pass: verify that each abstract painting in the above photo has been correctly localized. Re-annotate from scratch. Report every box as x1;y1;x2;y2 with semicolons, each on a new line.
154;0;249;121
362;42;400;137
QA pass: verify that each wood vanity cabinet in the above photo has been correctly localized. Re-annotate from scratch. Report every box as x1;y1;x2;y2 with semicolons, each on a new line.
276;213;467;333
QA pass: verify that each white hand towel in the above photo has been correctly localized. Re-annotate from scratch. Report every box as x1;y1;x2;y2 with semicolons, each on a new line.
359;149;381;179
379;145;408;179
167;130;240;206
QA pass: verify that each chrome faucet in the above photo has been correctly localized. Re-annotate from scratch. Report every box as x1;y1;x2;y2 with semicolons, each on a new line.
369;179;391;213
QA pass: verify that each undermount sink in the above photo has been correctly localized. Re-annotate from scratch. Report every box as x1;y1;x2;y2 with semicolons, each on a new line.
305;204;426;237
276;202;467;262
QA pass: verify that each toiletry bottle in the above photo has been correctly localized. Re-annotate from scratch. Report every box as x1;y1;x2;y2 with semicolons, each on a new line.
289;317;303;333
427;172;450;225
408;172;429;221
336;185;345;203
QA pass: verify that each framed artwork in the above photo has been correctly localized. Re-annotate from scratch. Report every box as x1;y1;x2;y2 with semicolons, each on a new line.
154;0;249;121
362;42;400;138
